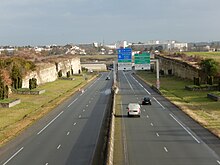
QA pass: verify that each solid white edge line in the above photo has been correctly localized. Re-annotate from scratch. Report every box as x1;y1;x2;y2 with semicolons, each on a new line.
131;75;151;95
170;114;200;144
123;71;134;91
144;88;151;95
37;111;64;135
217;160;220;164
153;97;165;109
3;147;24;165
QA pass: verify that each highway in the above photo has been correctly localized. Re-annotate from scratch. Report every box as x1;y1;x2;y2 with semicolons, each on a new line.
0;72;113;165
118;70;220;165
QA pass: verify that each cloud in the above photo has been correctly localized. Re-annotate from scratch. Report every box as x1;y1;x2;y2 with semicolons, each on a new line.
0;0;220;45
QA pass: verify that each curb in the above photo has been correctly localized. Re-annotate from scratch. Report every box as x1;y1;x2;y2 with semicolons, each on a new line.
106;93;116;165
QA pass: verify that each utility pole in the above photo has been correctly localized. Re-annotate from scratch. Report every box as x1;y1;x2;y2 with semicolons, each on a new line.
151;59;160;90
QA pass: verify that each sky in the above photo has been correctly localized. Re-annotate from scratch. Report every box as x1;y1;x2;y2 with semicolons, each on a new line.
0;0;220;46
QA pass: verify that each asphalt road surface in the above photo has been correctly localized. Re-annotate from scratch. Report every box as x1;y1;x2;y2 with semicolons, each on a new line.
118;70;220;165
0;72;113;165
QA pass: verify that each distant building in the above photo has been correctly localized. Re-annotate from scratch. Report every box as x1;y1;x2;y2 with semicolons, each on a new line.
0;46;16;55
105;44;116;49
116;40;129;49
131;40;188;52
93;42;99;48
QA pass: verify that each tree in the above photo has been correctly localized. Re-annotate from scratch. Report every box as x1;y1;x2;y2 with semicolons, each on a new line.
29;78;37;90
11;65;22;89
0;70;11;100
199;58;219;83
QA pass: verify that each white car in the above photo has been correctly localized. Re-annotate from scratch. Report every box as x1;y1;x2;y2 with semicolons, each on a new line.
127;103;141;117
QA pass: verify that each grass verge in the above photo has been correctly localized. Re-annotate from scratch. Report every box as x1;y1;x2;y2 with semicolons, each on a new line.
113;94;124;165
137;71;220;137
0;74;96;146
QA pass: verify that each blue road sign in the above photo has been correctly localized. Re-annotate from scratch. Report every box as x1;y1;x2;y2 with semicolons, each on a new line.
117;48;132;63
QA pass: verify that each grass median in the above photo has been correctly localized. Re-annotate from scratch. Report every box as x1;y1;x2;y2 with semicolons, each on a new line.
0;74;96;146
137;71;220;137
113;94;124;165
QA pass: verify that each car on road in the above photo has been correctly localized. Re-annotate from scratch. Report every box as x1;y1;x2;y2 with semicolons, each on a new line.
127;103;141;117
106;76;110;80
142;96;151;105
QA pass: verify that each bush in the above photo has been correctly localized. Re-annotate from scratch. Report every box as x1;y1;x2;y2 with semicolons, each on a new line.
29;78;37;90
194;77;201;86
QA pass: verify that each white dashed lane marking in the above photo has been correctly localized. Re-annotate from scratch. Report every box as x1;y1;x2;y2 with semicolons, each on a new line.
57;145;61;150
164;147;168;152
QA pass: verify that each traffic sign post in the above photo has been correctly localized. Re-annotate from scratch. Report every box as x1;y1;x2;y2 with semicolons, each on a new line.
151;59;160;90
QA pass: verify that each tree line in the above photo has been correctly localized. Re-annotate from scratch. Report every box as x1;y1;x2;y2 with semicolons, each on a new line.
0;57;36;100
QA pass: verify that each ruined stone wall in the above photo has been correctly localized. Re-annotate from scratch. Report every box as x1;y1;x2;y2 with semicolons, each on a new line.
22;57;81;88
156;55;199;80
81;63;107;71
57;57;81;75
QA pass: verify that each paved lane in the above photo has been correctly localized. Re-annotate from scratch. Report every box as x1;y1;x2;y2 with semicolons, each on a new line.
0;72;113;165
118;70;220;165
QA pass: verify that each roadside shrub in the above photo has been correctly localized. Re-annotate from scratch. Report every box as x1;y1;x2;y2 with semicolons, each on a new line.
194;77;201;86
29;78;37;90
82;67;88;73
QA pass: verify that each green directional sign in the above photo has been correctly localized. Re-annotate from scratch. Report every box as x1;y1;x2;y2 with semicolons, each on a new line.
134;52;150;64
134;52;151;70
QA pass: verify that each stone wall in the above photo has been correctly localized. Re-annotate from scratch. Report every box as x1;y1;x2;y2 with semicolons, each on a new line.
81;63;107;71
22;57;81;88
156;55;199;80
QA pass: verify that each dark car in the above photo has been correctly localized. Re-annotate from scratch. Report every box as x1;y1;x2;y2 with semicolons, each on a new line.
142;96;151;105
